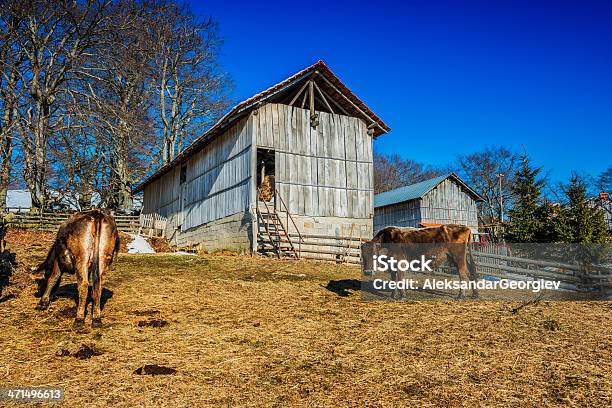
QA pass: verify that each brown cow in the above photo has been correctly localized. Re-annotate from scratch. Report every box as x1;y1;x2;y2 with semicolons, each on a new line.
30;209;120;327
366;225;478;299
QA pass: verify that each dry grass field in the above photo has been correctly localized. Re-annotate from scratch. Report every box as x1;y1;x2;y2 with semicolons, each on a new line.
0;230;611;407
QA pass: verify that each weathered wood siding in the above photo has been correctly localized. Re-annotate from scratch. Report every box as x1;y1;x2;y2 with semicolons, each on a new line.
373;199;421;232
420;178;479;229
374;178;479;233
181;117;252;230
142;167;181;226
142;116;253;248
254;103;373;219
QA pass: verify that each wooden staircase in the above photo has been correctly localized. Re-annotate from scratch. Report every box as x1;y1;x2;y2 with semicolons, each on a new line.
256;189;302;259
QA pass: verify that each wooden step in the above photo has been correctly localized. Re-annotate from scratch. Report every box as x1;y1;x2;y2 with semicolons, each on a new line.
259;212;280;218
255;204;299;259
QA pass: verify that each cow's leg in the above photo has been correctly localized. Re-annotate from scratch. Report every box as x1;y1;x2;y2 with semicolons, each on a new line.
91;263;105;328
456;257;470;300
74;260;89;326
398;269;407;299
36;259;62;311
390;269;399;299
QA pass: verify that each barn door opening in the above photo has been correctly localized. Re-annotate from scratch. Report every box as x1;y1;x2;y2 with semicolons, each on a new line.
256;148;275;202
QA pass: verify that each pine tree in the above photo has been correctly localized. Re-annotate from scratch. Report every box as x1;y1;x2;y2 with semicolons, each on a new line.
504;153;548;242
555;175;609;243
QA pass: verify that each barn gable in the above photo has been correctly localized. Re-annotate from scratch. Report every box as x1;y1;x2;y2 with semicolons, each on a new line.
374;173;483;208
134;60;389;193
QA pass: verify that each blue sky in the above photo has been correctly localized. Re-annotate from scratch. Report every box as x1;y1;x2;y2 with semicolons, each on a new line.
190;0;612;182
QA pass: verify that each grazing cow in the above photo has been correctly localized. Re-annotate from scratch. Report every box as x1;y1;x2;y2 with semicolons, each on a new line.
365;225;478;299
30;209;120;327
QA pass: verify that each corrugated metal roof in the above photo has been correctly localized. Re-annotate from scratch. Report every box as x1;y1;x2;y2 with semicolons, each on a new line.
374;173;483;208
374;175;449;208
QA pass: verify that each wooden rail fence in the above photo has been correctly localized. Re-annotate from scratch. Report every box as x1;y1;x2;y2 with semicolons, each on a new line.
2;212;141;234
470;245;611;294
138;213;168;237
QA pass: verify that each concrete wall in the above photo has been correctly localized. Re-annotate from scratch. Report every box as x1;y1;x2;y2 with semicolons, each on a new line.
173;211;253;253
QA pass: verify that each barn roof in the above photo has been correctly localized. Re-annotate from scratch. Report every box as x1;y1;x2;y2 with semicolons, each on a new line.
374;173;483;208
134;60;390;193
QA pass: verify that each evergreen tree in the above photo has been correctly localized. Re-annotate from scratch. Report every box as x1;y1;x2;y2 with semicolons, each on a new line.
504;153;548;242
555;175;609;243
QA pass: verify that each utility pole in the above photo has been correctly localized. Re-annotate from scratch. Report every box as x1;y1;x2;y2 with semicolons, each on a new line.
497;173;504;222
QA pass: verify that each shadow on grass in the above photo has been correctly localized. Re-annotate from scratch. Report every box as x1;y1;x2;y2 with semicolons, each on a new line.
323;279;380;297
0;253;16;300
53;283;114;311
324;278;464;300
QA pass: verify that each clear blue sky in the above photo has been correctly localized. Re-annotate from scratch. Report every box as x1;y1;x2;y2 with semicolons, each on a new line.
189;0;612;182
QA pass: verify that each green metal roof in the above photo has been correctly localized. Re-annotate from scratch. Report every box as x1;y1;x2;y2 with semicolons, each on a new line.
374;173;483;208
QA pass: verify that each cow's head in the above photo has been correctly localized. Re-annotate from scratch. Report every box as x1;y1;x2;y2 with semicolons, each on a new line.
362;241;389;276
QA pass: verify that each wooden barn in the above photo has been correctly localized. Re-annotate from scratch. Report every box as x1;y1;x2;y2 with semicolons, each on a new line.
373;173;483;234
134;61;390;262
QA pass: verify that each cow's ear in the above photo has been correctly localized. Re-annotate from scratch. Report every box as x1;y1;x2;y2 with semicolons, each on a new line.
29;265;46;281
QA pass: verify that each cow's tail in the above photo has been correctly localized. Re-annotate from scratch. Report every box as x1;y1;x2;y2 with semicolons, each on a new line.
467;233;477;281
89;215;103;292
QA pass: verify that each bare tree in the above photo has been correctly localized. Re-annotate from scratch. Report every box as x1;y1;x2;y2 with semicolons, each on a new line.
150;3;230;164
46;111;103;210
0;0;230;211
596;166;612;193
72;0;157;211
373;152;444;194
0;11;24;210
454;146;518;224
4;0;111;210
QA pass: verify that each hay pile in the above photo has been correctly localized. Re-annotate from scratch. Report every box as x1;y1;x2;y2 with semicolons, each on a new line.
259;175;275;202
0;236;610;407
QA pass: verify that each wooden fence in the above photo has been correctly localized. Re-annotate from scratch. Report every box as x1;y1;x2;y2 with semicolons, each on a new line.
470;244;611;294
139;213;168;237
2;212;141;234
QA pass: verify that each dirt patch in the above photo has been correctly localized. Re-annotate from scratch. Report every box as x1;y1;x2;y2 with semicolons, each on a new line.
542;317;562;331
148;237;172;253
137;319;168;328
134;364;177;376
118;232;131;253
10;228;133;254
73;344;103;359
5;228;56;249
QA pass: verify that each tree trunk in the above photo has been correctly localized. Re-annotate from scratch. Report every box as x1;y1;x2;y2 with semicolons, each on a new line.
0;101;14;212
113;121;133;212
24;100;50;211
0;136;13;212
0;64;17;212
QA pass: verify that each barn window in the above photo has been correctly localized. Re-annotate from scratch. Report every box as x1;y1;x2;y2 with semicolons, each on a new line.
257;149;275;201
180;165;187;184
